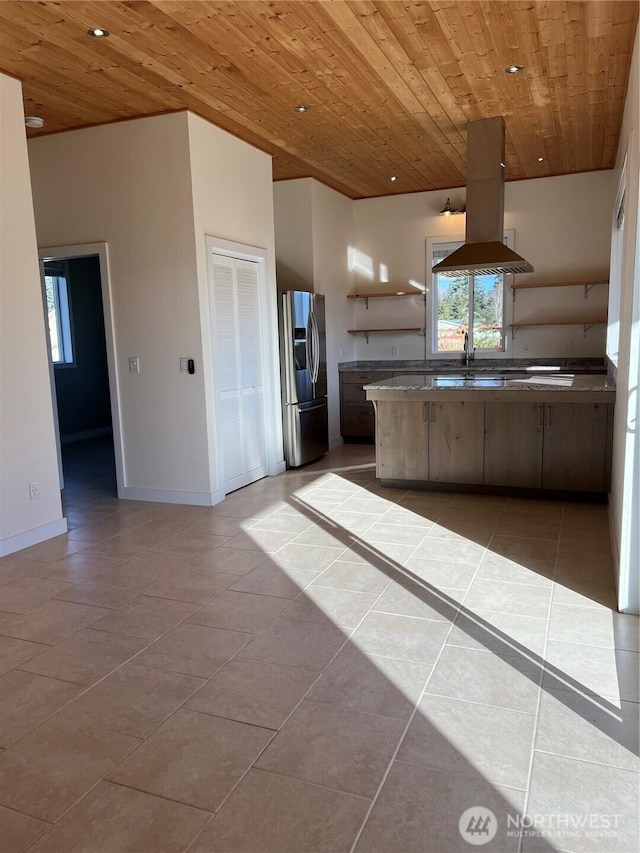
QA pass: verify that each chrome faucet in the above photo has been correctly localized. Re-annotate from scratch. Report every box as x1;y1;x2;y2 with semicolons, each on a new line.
463;331;474;367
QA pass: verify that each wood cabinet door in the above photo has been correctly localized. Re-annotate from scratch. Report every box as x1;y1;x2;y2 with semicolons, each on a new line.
375;401;429;480
342;404;376;437
484;402;543;488
542;403;609;492
340;372;392;437
428;401;484;484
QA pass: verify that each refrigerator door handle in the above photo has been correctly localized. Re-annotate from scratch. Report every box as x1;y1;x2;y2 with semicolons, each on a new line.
310;310;320;384
306;312;314;384
280;292;298;404
297;400;326;413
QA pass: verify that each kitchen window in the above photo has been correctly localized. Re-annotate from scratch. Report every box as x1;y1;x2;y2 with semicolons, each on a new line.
44;262;74;365
427;233;514;356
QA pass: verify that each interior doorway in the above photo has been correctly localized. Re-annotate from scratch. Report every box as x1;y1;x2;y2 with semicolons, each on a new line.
39;243;125;504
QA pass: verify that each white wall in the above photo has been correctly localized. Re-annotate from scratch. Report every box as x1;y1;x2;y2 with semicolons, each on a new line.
273;179;315;292
0;73;65;554
273;179;355;447
608;24;639;614
351;171;614;361
28;113;211;502
187;112;284;490
310;181;356;447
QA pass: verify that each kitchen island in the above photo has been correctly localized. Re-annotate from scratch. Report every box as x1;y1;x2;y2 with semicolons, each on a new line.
339;358;607;440
364;373;615;496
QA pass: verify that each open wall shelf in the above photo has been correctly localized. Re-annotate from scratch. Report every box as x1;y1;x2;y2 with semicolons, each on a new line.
347;291;426;309
511;280;608;300
347;327;425;344
510;280;608;339
510;319;607;338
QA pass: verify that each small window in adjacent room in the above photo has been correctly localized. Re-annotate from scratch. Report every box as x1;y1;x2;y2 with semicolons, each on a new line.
44;262;74;365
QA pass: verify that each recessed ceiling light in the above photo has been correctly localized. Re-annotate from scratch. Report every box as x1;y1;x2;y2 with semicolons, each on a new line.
390;176;397;182
505;64;524;74
537;156;545;162
88;27;109;38
25;116;44;128
294;105;309;113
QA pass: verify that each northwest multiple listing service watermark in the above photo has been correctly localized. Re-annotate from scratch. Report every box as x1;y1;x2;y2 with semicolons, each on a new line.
459;806;623;846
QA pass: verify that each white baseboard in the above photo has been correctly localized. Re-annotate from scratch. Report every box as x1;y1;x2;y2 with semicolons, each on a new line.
269;461;287;476
608;498;622;611
0;518;69;557
119;486;225;507
61;427;112;445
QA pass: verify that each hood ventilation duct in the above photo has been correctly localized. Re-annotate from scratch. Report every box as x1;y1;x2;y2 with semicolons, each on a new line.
433;117;533;277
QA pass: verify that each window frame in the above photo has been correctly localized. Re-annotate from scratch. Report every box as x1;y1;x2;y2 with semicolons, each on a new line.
426;230;515;359
606;150;626;370
44;261;76;368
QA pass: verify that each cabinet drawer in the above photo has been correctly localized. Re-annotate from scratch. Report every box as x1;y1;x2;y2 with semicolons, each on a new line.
342;404;376;436
342;371;392;384
342;383;370;404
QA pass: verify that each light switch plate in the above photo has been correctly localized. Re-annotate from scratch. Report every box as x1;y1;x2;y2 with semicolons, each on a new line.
129;357;140;374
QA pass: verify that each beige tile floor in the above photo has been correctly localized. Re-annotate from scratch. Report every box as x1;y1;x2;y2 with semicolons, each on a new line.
0;440;638;853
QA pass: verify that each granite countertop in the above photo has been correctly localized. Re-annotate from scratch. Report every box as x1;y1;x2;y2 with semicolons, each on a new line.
340;358;607;374
364;372;615;403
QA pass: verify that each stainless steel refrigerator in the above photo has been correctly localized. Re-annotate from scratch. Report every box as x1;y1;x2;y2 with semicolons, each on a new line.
278;290;329;467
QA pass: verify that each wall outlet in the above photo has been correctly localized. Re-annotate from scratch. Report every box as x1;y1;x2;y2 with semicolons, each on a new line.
523;342;530;353
563;340;572;352
29;481;39;500
391;345;399;356
128;357;140;374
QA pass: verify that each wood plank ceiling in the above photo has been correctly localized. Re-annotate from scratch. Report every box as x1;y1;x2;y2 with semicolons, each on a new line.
0;1;637;199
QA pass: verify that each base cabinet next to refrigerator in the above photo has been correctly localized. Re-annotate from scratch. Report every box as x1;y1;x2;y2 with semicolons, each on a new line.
339;371;392;438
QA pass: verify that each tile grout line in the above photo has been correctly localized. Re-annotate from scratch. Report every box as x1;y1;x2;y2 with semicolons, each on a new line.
154;485;471;848
516;504;562;853
531;747;640;774
7;458;627;853
8;491;367;761
6;483;355;846
344;514;488;853
346;611;458;852
347;508;564;849
184;489;436;853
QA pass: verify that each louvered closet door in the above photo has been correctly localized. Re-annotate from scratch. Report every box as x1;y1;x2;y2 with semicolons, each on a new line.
211;254;267;494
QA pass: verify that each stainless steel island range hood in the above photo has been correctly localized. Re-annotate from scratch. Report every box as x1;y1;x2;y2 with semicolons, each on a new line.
433;116;533;277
